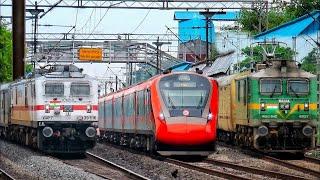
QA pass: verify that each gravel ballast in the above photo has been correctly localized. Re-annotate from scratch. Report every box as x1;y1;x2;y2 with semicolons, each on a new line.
0;140;104;180
90;143;222;180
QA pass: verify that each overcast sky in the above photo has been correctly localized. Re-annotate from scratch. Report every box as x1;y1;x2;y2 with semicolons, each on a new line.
0;1;317;81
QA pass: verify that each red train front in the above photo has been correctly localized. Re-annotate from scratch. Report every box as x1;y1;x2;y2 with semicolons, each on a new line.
99;72;218;156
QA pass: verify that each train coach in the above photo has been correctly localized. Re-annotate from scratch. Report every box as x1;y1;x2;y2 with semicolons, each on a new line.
217;60;318;153
98;72;219;156
0;64;99;153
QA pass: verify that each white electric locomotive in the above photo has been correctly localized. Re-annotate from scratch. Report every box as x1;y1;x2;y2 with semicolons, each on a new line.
0;64;98;153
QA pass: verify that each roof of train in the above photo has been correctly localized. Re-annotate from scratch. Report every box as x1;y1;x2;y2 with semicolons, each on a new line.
249;61;316;78
100;71;212;101
216;60;316;86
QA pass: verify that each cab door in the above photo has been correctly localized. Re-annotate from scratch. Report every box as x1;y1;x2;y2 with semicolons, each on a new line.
234;78;248;126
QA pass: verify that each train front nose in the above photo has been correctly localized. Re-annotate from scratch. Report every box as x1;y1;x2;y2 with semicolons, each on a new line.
157;117;214;145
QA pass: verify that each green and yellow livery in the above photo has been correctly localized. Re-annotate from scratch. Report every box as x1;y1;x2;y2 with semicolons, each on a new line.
217;60;318;153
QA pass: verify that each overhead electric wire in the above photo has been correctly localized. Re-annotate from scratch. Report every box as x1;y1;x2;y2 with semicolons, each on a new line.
131;9;151;33
165;25;201;61
85;1;125;40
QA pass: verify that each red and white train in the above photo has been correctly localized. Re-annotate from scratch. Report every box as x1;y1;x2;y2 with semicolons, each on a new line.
0;64;98;153
98;72;219;156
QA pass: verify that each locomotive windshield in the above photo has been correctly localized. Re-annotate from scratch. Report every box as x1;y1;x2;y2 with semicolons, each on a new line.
260;79;282;94
70;83;90;96
159;74;210;117
288;80;309;95
45;83;64;96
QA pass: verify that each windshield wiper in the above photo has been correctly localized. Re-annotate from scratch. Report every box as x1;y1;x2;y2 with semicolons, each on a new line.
167;95;176;109
290;86;299;98
197;93;203;109
270;86;277;98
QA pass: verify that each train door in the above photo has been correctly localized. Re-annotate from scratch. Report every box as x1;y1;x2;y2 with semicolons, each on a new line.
235;79;248;126
0;91;3;125
4;90;10;125
145;89;153;131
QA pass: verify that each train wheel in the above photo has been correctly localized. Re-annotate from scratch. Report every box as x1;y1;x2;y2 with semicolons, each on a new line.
147;136;156;154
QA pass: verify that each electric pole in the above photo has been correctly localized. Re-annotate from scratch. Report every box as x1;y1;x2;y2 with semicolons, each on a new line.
153;37;171;74
12;0;25;80
27;1;44;69
200;10;225;63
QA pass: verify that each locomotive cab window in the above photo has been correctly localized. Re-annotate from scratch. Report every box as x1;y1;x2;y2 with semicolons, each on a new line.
70;83;90;96
45;83;64;96
260;79;282;95
287;79;309;95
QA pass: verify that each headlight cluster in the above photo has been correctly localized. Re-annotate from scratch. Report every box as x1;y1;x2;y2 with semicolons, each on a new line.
304;103;309;111
279;103;290;110
260;102;266;111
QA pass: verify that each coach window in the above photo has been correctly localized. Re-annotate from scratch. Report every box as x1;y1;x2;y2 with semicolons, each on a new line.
15;88;18;105
237;81;241;102
137;91;145;117
70;83;90;96
45;83;64;96
25;86;28;106
243;80;247;105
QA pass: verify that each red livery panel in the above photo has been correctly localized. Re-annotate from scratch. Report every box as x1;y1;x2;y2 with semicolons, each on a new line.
99;72;219;156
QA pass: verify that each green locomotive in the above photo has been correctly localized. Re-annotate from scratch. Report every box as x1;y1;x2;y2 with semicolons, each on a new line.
217;59;318;153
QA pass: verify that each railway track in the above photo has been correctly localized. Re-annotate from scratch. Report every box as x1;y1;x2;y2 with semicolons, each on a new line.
217;142;319;178
85;152;150;180
163;158;251;180
304;155;320;164
0;168;15;180
262;155;320;178
204;158;307;180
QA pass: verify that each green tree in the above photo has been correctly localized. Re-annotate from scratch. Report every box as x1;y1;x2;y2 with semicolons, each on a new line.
301;48;317;74
210;43;219;60
285;0;320;19
238;0;320;35
0;25;12;82
239;45;295;69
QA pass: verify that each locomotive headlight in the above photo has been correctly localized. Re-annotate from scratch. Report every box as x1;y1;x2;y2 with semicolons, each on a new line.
284;104;290;110
159;113;165;121
87;105;92;113
304;103;309;111
279;104;285;110
302;125;313;137
54;106;60;115
207;113;213;120
257;125;268;136
42;127;53;138
45;104;50;113
260;103;266;111
85;127;96;138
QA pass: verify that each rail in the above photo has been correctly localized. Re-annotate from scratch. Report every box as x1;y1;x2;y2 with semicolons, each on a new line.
262;155;320;178
86;152;150;180
0;168;15;180
204;158;307;180
304;156;320;165
164;158;250;180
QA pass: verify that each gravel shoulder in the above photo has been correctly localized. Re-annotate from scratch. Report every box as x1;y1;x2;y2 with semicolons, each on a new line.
209;145;317;179
90;143;222;180
0;140;104;180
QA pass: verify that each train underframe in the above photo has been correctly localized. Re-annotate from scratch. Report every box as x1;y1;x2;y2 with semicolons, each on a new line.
100;129;216;156
218;122;315;153
0;122;96;153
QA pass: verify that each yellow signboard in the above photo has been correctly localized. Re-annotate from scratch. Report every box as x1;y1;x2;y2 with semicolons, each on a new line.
78;48;103;61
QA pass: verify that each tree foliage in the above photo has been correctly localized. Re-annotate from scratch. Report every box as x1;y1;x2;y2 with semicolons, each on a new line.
238;0;319;73
301;48;317;74
0;25;12;82
239;45;295;69
238;0;320;35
